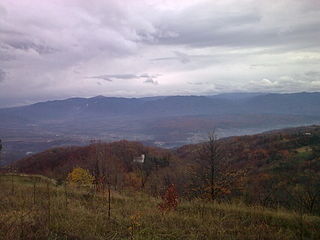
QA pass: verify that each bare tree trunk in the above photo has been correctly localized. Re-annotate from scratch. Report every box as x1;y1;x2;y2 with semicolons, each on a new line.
47;182;51;225
11;168;14;195
211;164;215;201
298;208;304;240
198;130;224;201
114;174;117;191
108;182;111;220
33;179;36;206
64;182;68;208
208;131;218;201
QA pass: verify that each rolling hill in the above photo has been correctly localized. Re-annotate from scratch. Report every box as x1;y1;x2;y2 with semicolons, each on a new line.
8;125;320;220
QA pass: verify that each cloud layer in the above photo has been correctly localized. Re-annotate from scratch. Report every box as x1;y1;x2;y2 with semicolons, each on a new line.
0;0;320;107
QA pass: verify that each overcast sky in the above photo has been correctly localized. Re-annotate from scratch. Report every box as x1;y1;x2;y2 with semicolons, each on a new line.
0;0;320;107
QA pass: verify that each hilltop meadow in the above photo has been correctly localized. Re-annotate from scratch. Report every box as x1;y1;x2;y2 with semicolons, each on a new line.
0;174;319;240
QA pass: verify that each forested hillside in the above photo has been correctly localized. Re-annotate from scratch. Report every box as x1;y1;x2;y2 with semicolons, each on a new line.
11;125;320;215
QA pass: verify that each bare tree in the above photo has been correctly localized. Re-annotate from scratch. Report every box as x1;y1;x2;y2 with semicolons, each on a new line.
0;139;2;181
0;139;2;166
188;130;246;201
92;141;115;219
133;153;170;191
199;130;224;201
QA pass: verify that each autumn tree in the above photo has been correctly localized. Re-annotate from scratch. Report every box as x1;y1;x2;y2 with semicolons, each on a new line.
67;167;94;185
191;130;246;201
158;184;179;212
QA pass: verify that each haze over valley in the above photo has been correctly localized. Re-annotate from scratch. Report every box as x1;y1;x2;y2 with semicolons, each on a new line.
1;92;320;165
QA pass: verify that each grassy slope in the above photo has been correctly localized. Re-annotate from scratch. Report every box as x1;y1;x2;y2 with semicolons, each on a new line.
1;175;319;240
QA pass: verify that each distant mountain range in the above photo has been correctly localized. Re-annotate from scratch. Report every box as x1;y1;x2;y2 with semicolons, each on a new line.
1;92;320;122
1;92;320;165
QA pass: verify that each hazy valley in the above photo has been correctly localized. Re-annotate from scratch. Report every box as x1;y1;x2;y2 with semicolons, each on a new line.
1;92;320;165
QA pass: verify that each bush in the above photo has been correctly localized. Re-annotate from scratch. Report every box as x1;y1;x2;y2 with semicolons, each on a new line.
67;167;94;186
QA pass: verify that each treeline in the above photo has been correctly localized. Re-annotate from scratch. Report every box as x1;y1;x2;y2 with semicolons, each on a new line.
176;126;320;214
12;126;320;215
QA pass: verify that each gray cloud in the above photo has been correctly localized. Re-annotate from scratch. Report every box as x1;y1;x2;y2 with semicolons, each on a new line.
247;72;320;93
151;50;218;64
305;71;320;78
147;1;320;51
144;79;158;85
89;73;160;83
187;81;211;86
0;0;319;106
171;51;191;63
0;69;6;82
152;51;191;63
90;74;138;81
5;40;57;54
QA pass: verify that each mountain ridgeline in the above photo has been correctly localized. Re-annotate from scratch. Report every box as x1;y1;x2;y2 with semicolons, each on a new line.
1;92;320;165
1;92;320;121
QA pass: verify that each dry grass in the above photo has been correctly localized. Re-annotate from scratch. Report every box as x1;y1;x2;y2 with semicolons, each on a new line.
0;174;319;240
295;146;312;153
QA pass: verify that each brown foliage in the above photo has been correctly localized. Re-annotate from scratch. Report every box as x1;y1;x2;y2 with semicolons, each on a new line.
158;184;179;212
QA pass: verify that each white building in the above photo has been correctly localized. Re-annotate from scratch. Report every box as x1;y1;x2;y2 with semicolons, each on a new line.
133;154;145;163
